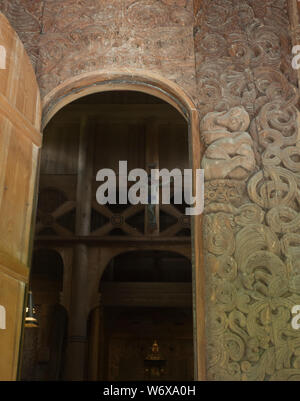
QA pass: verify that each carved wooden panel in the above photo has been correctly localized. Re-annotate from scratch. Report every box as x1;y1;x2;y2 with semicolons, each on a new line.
0;1;43;70
1;0;300;382
1;0;197;100
194;0;300;381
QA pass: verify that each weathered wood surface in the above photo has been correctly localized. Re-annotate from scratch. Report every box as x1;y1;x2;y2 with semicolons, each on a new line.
0;13;41;381
101;282;192;307
2;0;299;382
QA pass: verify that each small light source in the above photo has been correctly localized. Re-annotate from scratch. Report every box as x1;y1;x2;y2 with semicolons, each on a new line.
144;340;166;378
25;291;38;328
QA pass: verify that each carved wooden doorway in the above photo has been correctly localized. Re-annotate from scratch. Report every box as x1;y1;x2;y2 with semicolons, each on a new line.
42;73;205;380
0;11;204;379
24;90;199;381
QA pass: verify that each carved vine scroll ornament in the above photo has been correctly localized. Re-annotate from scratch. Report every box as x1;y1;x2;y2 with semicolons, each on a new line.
2;0;300;382
198;0;300;381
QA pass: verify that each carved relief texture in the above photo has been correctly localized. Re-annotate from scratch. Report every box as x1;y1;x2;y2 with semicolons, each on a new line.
195;0;300;381
1;0;300;381
0;0;44;69
0;0;196;99
201;106;256;180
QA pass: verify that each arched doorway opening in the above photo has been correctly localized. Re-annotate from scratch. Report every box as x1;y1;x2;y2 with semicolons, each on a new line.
88;250;193;381
21;82;204;380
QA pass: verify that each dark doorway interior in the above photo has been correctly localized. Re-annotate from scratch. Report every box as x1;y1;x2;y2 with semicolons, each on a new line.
93;251;193;381
21;91;193;381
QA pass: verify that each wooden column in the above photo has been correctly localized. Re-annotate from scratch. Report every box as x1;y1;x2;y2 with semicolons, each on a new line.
20;327;39;380
64;116;93;380
87;300;103;381
145;120;160;235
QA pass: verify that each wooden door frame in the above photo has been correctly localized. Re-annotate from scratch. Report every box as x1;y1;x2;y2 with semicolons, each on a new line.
40;69;206;381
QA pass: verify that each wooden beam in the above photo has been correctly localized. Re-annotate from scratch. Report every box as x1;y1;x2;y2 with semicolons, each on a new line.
0;248;29;282
101;282;192;308
35;235;191;245
0;93;42;147
48;104;185;126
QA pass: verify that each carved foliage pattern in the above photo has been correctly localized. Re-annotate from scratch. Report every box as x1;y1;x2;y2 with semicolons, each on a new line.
0;0;196;98
1;0;300;381
0;0;44;69
196;0;300;381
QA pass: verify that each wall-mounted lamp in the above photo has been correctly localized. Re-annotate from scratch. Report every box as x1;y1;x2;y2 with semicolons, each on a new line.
25;291;38;328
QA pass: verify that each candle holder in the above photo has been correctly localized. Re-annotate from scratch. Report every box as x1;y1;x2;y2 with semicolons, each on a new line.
144;340;166;379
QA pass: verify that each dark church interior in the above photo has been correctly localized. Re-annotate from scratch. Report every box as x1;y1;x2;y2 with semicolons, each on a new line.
21;91;194;381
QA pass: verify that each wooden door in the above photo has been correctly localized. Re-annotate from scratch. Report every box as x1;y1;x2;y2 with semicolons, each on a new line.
0;13;42;380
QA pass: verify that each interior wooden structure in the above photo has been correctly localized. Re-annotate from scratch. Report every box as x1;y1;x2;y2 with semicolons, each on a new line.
20;91;194;381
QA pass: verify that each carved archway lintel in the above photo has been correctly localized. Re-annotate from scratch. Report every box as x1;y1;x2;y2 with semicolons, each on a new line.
42;69;198;129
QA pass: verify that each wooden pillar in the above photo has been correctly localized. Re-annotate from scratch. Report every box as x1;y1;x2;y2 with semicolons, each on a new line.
145;120;160;235
87;300;103;381
190;109;206;381
20;327;39;380
64;116;93;380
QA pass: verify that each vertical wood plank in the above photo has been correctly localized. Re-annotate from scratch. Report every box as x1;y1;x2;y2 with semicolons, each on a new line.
64;116;94;380
0;13;41;381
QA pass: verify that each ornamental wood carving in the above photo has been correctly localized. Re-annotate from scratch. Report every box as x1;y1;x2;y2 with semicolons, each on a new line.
1;0;300;381
0;0;196;99
196;0;300;381
200;106;256;180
